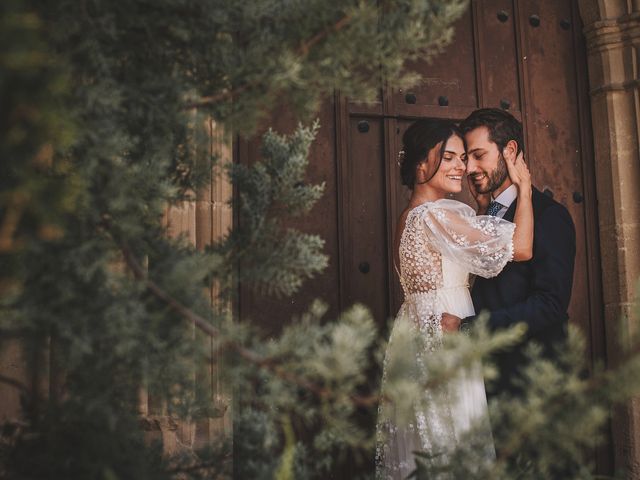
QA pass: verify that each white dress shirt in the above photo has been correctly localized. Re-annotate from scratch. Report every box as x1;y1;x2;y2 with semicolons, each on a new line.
492;184;518;219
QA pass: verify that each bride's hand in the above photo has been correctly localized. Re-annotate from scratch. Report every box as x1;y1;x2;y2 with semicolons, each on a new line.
505;150;531;192
441;313;461;333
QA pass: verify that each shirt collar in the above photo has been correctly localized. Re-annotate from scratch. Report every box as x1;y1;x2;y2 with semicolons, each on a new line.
493;184;518;207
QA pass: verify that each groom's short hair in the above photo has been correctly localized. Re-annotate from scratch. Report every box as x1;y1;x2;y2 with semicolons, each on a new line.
460;108;525;155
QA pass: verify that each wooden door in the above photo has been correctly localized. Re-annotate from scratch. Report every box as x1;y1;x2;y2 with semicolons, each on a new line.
335;0;607;472
239;0;607;474
336;0;604;360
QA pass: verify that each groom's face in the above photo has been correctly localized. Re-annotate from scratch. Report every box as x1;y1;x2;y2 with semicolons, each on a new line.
464;126;509;194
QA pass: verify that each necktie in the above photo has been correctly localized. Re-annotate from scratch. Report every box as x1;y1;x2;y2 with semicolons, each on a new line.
486;200;504;217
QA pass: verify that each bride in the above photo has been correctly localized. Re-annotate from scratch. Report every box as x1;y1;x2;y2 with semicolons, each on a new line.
375;118;533;479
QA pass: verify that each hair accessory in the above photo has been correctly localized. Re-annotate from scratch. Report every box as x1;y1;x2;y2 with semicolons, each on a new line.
397;149;405;167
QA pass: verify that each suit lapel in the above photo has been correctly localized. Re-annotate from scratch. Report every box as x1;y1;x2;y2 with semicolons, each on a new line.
503;186;541;222
504;198;517;222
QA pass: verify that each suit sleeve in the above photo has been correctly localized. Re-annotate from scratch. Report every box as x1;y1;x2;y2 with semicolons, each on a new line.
462;204;576;335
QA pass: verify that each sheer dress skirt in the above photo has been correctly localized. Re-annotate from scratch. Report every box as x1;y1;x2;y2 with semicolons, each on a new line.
375;287;495;479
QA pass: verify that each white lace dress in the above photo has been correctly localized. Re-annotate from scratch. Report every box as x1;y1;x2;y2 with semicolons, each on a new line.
375;199;516;479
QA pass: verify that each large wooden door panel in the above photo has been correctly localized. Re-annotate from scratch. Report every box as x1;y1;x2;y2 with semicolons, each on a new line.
338;115;390;324
516;0;601;362
474;0;521;112
393;9;478;116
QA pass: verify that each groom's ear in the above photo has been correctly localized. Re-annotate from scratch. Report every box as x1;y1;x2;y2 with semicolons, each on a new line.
502;139;519;162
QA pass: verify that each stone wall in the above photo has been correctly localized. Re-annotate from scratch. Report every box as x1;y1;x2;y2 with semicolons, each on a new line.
579;0;640;476
0;118;234;458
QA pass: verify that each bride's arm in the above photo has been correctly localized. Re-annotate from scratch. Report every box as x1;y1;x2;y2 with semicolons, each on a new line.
422;201;515;279
507;152;533;262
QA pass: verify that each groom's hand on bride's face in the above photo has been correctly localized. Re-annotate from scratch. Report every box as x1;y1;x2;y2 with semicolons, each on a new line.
441;313;461;333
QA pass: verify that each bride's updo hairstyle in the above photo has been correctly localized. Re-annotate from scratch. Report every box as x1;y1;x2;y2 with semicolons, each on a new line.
400;119;465;189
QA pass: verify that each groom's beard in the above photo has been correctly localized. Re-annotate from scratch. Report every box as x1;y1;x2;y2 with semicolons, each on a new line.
481;154;509;194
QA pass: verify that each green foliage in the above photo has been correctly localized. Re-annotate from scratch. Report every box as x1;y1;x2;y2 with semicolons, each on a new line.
0;0;76;266
217;123;327;298
1;0;471;478
2;403;171;480
4;0;640;479
408;317;640;480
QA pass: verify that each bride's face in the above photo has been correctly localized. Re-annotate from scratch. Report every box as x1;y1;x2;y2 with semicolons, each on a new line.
424;135;466;194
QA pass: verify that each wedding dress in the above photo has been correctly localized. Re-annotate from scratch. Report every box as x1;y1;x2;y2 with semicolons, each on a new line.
375;199;516;479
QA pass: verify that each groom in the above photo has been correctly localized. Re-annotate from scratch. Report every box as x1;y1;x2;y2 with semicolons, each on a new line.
442;108;576;398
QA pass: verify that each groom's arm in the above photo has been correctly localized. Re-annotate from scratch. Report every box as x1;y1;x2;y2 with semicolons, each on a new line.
461;204;576;334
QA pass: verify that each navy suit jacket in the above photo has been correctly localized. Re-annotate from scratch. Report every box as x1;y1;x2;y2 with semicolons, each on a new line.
463;187;576;397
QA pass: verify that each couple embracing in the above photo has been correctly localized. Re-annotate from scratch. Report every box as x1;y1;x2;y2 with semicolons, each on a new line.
376;109;576;478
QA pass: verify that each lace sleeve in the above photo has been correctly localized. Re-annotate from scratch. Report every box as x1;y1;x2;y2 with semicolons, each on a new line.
421;199;515;278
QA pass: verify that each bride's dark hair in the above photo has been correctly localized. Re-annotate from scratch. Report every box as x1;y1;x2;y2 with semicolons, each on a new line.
400;119;465;189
